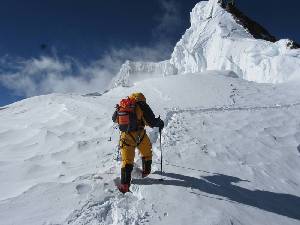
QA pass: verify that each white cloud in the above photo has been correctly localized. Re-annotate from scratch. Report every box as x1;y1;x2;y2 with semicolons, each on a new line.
0;1;183;99
108;43;172;62
0;43;172;98
24;57;71;74
0;56;113;97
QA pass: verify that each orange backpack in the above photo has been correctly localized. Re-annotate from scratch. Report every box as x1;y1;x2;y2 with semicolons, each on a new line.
116;97;138;132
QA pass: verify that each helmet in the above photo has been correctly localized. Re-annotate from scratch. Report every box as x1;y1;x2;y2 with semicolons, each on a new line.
130;92;146;102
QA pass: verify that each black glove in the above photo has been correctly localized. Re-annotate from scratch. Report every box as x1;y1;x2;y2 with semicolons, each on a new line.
156;118;164;131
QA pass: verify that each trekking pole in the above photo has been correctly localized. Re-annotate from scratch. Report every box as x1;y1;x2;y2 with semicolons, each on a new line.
117;131;121;161
108;124;115;142
159;128;164;181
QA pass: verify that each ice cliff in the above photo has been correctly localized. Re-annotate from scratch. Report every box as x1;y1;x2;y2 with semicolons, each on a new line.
112;0;300;86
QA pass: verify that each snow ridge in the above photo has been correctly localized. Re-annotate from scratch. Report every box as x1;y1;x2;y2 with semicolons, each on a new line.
112;60;177;87
113;0;300;86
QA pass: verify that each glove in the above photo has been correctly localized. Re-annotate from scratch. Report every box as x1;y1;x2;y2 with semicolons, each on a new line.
156;118;164;131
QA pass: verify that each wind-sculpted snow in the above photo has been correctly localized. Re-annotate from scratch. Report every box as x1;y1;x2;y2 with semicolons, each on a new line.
112;60;177;87
171;0;300;83
1;72;300;224
156;107;300;223
114;0;300;86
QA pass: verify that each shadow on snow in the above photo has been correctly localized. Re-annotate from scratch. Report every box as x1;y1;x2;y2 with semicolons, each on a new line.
133;171;300;221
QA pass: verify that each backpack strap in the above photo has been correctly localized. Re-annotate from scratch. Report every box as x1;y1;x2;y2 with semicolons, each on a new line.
121;130;146;148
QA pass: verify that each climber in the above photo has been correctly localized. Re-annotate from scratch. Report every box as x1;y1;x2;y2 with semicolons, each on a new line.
112;92;164;193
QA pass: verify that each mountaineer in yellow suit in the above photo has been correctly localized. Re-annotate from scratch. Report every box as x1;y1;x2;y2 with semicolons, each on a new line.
112;92;164;193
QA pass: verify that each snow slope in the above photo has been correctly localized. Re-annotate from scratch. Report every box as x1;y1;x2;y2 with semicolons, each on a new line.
1;71;300;224
112;0;300;87
1;1;300;224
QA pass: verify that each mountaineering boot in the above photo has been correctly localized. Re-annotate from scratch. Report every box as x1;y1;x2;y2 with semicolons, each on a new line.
118;164;133;193
117;183;130;193
142;157;152;178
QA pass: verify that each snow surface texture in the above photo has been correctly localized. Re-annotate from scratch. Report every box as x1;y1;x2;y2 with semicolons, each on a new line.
1;71;300;224
1;0;300;224
112;0;300;87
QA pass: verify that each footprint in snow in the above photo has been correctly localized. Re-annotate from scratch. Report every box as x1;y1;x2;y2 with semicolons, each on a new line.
132;167;143;179
76;184;92;195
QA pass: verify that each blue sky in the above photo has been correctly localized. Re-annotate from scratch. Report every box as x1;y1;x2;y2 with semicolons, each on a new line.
0;0;299;106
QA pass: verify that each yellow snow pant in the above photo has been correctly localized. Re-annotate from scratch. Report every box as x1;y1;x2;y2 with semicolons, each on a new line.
119;129;152;168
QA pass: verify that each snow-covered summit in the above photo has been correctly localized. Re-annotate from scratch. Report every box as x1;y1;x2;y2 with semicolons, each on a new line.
112;0;300;86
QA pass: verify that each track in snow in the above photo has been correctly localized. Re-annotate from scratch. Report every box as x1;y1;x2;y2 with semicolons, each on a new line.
46;99;300;225
64;193;150;225
65;101;300;225
165;102;300;122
